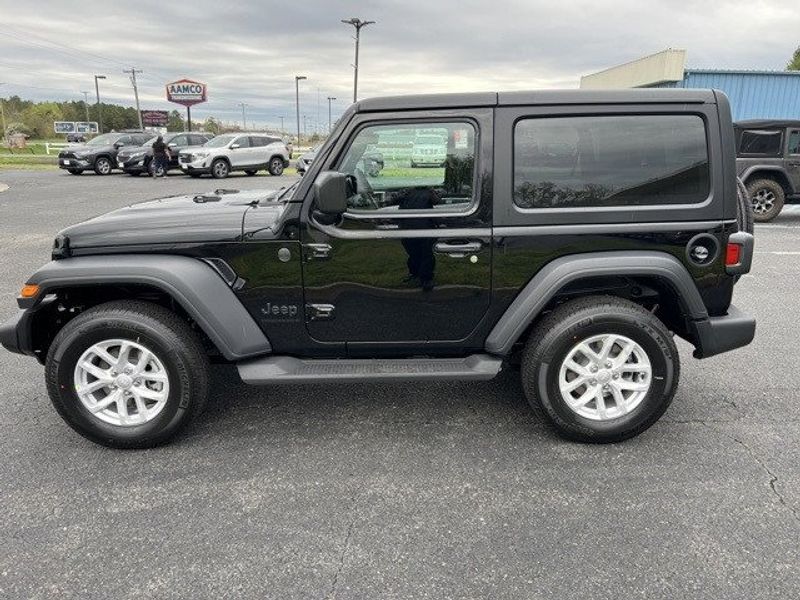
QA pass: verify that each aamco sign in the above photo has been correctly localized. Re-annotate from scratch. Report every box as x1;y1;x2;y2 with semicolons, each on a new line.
165;79;207;107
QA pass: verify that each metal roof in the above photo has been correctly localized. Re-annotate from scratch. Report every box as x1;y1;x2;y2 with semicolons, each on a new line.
734;119;800;129
356;88;716;112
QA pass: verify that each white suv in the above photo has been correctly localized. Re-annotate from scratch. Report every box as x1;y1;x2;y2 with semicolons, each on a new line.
179;133;291;178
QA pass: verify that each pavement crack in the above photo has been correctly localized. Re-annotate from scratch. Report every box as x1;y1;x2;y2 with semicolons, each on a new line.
718;428;800;525
325;491;362;600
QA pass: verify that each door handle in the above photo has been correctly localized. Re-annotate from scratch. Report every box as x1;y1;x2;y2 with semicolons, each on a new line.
434;240;482;256
303;243;332;261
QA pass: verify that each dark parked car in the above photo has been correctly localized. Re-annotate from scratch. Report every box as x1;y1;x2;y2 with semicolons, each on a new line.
66;132;86;143
117;132;213;176
297;146;383;176
735;119;800;221
1;89;755;449
58;132;152;176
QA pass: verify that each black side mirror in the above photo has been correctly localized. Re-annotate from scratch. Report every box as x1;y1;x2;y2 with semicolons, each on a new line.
313;171;348;215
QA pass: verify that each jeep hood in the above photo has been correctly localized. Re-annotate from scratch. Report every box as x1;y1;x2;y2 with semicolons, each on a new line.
57;188;290;251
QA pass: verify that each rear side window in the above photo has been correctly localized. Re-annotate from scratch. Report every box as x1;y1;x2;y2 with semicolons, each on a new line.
738;129;783;156
789;131;800;155
513;115;710;209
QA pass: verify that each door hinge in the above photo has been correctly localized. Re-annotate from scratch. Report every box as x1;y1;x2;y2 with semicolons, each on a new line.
306;303;335;320
303;243;332;261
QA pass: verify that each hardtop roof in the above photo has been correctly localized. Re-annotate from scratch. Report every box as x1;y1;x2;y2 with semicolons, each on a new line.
355;88;718;112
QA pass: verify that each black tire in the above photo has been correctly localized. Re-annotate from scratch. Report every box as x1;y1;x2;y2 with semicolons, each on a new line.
736;177;754;235
244;169;258;176
189;173;202;178
521;295;680;443
67;169;83;175
211;158;230;179
127;171;141;177
267;157;284;176
45;301;209;449
93;156;113;176
747;177;784;223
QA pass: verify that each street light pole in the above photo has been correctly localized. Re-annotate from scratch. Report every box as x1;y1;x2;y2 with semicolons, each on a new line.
295;75;306;146
327;96;336;133
0;83;6;142
94;75;106;133
341;18;375;103
80;91;91;122
239;102;248;130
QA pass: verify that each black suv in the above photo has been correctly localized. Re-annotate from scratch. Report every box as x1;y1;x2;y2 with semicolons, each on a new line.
58;132;153;176
117;132;213;176
1;89;755;448
735;119;800;221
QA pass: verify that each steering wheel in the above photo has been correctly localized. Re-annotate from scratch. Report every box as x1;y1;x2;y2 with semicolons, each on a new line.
354;167;381;210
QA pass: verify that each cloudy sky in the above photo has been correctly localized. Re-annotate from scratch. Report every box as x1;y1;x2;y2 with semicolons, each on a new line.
0;0;797;131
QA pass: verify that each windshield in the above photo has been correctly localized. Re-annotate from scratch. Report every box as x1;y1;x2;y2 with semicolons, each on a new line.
204;134;237;148
86;133;121;146
142;136;158;146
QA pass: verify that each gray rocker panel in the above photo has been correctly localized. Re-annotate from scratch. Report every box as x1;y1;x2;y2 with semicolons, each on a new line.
485;251;710;356
238;354;503;385
25;255;271;360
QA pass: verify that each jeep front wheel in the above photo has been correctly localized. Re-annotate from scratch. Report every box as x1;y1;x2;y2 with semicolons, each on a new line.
45;301;209;449
747;178;784;222
211;159;230;179
521;296;679;443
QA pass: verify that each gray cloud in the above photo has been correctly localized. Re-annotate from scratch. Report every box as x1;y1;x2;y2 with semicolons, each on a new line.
0;0;797;130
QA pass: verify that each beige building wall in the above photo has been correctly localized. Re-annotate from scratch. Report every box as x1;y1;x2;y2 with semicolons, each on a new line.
580;49;687;89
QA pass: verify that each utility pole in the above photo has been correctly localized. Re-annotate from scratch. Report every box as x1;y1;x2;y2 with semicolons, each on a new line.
80;91;91;122
303;114;307;138
0;83;6;142
341;18;375;103
123;67;143;129
295;75;306;145
94;75;106;133
239;102;248;130
279;116;285;134
327;96;336;133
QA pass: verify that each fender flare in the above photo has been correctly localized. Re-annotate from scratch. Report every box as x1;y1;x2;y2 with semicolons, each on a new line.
739;165;794;192
22;254;271;360
485;251;709;356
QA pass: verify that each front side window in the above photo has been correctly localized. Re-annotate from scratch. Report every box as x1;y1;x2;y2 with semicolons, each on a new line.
513;115;710;209
738;129;784;156
789;131;800;155
233;136;251;149
337;121;476;212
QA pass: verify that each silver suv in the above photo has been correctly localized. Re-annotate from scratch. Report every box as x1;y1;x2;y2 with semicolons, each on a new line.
179;132;291;178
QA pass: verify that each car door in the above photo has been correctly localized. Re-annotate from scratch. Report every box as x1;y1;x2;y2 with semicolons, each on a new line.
167;134;189;168
300;110;493;354
788;129;800;192
229;135;251;167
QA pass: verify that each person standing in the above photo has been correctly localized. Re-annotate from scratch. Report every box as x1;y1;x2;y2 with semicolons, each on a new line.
151;135;170;178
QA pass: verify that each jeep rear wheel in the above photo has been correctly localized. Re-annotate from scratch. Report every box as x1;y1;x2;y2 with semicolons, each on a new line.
268;157;284;176
45;301;209;449
94;157;112;176
747;178;784;222
211;159;230;179
521;296;679;443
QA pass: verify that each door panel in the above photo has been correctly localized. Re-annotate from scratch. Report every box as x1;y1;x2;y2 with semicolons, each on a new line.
229;136;251;167
300;110;494;346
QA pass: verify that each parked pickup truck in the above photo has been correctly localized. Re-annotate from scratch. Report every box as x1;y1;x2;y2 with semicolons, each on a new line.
1;89;755;448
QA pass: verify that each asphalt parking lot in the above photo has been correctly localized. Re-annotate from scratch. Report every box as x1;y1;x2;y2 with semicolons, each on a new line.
0;169;799;599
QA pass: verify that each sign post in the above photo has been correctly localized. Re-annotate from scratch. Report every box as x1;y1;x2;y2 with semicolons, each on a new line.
165;78;207;132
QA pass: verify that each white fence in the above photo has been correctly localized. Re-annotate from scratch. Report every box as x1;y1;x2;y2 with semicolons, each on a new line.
44;143;70;155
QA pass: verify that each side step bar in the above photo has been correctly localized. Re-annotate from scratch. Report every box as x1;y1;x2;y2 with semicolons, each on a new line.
237;354;503;385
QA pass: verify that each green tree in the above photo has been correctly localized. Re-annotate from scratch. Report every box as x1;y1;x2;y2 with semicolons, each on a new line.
168;110;185;132
788;46;800;70
202;116;220;135
21;102;64;138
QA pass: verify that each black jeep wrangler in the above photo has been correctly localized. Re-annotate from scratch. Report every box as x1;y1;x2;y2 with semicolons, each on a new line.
1;89;755;448
735;119;800;221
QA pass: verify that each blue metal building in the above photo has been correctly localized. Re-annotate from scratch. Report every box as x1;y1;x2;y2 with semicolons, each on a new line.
650;70;800;121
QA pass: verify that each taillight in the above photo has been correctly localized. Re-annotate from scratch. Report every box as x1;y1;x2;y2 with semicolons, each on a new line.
725;242;742;267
